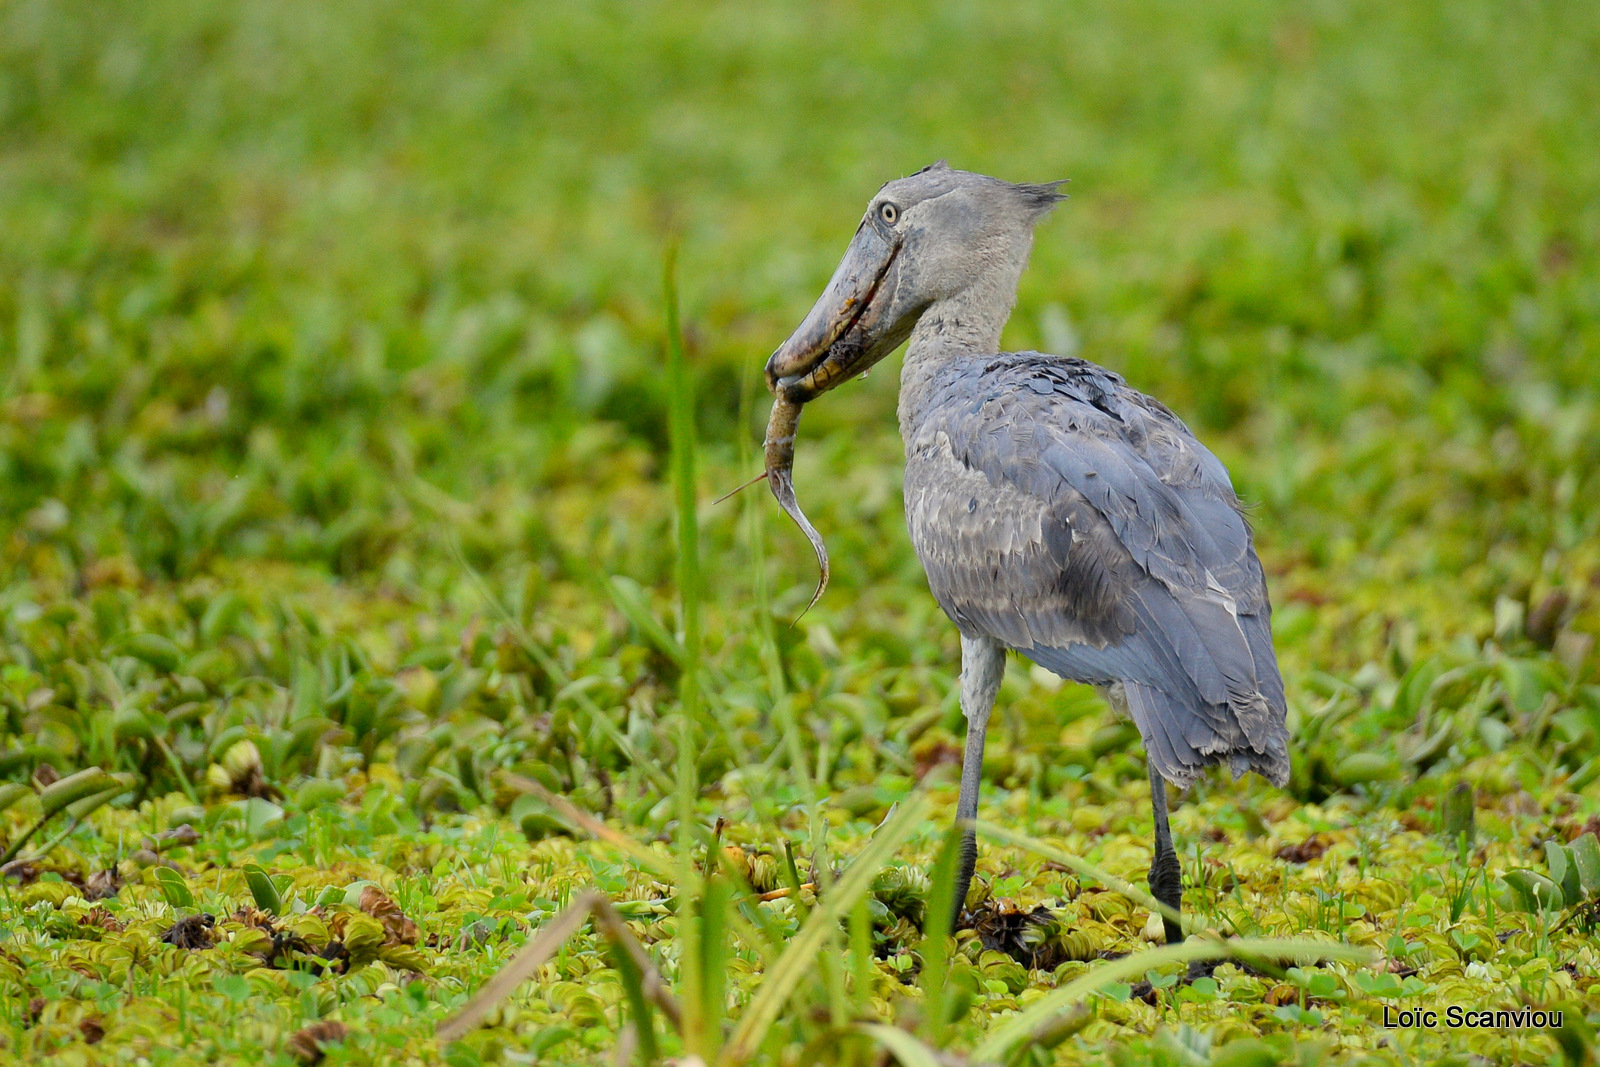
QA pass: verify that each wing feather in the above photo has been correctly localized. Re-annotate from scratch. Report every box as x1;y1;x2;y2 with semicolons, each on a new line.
904;353;1288;786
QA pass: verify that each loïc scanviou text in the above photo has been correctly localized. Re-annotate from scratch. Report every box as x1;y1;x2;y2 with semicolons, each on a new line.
1382;1006;1561;1029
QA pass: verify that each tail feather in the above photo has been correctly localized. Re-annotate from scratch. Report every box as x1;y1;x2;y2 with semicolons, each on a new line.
1124;681;1289;788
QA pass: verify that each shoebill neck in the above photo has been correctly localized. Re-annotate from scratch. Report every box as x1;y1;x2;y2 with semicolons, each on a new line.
897;263;1026;442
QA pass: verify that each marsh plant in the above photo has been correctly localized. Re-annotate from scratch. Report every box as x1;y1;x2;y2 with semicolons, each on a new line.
2;1;1599;1064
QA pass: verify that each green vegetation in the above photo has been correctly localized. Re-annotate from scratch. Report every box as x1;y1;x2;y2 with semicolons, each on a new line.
2;0;1599;1063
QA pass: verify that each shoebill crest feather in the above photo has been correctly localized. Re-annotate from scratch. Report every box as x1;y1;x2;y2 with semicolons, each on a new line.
758;162;1290;939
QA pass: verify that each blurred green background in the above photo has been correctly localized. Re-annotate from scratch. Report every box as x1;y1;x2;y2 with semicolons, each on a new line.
4;0;1600;829
2;0;1599;827
5;0;1596;623
4;0;1600;1061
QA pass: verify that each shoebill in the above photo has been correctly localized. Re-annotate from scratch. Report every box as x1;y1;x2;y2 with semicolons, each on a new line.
761;163;1290;941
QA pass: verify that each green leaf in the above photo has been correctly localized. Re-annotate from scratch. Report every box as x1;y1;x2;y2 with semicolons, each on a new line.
113;705;157;742
64;783;128;821
213;973;252;1004
312;885;346;908
1503;869;1564;912
295;778;347;810
154;867;197;910
1546;841;1569;890
342;880;380;907
199;591;247;643
37;768;118;818
1332;752;1404;787
1570;833;1600;898
243;796;284;838
243;863;284;915
1547;841;1582;906
1353;971;1404;997
1501;658;1561;716
115;632;182;673
1146;969;1179;990
0;783;32;814
1390;657;1443;723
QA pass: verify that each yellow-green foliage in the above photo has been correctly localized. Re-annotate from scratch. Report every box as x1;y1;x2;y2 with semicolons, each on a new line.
2;0;1599;1064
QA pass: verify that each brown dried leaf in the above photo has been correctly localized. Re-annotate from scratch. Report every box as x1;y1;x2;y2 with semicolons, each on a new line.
968;898;1083;970
84;868;122;900
359;885;420;945
1263;983;1300;1006
78;907;124;933
287;1020;350;1065
1;861;40;885
912;737;962;779
147;824;201;853
158;913;216;950
1274;834;1331;863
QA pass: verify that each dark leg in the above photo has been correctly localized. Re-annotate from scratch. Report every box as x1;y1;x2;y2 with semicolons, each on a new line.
1147;760;1184;945
950;635;1005;930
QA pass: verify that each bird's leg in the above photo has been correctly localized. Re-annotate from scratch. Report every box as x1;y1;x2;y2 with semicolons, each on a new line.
951;635;1005;930
1147;760;1185;945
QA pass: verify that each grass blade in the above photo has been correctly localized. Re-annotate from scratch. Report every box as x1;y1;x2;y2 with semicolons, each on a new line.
663;250;713;1056
855;1023;947;1067
608;575;688;668
663;243;702;715
437;891;599;1045
592;895;683;1061
970;937;1373;1063
700;872;731;1062
849;894;873;1016
499;772;687;886
723;790;931;1065
591;897;684;1031
975;820;1185;935
608;940;659;1064
915;824;964;1044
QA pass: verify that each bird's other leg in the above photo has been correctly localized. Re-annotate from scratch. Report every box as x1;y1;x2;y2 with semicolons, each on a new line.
951;634;1005;930
1147;760;1185;945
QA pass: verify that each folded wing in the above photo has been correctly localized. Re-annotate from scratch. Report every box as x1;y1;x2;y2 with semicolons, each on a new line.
904;353;1288;786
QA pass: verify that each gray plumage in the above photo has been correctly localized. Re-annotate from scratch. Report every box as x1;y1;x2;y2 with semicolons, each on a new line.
902;352;1289;788
764;162;1291;936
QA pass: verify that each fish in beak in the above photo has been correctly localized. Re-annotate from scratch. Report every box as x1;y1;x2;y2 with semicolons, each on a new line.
750;163;1063;615
758;208;914;615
